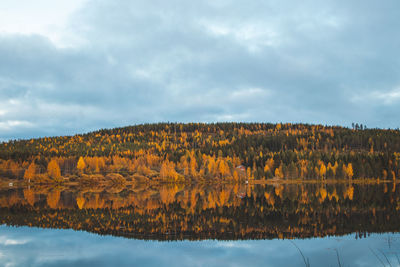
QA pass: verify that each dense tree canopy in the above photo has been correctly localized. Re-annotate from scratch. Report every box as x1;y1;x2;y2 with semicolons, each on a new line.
0;123;399;182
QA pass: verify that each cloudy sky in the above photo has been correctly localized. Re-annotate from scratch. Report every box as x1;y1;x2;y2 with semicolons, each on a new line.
1;0;399;141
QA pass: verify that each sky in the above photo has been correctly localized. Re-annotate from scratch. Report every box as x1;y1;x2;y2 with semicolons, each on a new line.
1;0;400;141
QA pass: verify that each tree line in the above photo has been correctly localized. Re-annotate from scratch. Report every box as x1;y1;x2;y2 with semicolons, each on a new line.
0;123;399;182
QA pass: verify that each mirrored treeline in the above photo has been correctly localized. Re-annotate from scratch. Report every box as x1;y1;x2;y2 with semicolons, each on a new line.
1;183;399;240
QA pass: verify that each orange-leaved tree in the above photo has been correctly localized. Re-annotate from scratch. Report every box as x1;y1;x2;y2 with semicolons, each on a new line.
24;162;37;182
77;157;86;173
47;159;61;180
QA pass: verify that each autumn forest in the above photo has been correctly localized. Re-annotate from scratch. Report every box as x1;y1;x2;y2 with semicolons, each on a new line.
1;123;400;184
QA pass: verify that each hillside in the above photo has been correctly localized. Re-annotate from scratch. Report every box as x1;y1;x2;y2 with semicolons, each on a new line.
1;123;400;183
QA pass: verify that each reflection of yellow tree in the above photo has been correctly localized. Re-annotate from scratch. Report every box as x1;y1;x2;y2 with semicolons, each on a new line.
318;187;327;203
275;185;283;197
159;186;179;205
218;189;229;206
76;195;85;209
328;188;338;202
345;186;354;200
8;192;20;206
264;191;275;207
47;190;61;209
23;189;35;206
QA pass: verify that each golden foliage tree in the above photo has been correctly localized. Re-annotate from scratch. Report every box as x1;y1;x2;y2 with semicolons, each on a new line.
274;165;284;179
218;159;229;178
24;162;37;182
47;159;61;180
189;155;198;176
344;163;354;179
77;157;86;173
233;170;239;181
160;160;179;181
320;163;327;179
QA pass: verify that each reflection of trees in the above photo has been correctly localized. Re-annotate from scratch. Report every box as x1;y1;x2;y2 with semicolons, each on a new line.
0;183;399;240
47;190;61;209
23;189;35;206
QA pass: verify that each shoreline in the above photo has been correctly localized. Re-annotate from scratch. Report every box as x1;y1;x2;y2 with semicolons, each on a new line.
1;177;396;190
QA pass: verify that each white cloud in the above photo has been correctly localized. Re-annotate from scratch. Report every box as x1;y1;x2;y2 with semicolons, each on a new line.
0;0;87;47
0;236;30;246
230;87;269;99
200;21;280;52
374;89;400;105
214;241;252;249
0;121;34;131
352;88;400;105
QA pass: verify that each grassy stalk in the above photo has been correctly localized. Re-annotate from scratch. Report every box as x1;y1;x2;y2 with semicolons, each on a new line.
290;240;310;267
378;249;392;267
334;249;342;267
369;247;386;267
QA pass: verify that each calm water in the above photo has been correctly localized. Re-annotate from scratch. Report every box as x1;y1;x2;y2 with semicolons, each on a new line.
1;182;400;266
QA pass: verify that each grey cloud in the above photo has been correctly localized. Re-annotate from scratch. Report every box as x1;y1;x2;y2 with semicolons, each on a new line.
1;0;400;140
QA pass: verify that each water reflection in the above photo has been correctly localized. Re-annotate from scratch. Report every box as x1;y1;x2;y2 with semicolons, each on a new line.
1;225;400;267
0;182;399;240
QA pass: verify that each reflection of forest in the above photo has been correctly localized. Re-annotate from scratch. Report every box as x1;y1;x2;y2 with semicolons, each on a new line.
0;183;399;240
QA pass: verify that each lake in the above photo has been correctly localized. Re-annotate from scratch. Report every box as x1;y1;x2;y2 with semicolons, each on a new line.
1;182;399;266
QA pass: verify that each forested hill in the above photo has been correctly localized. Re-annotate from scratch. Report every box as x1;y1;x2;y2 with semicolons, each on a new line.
1;123;400;182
